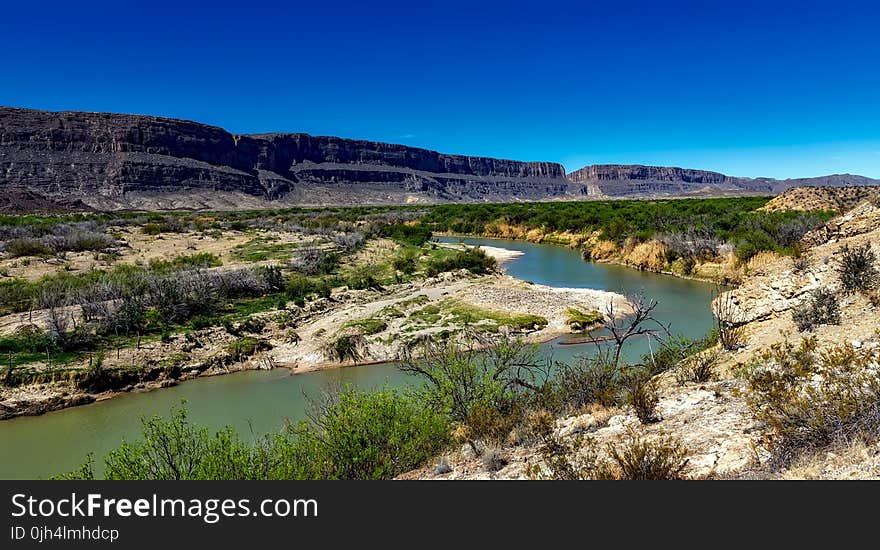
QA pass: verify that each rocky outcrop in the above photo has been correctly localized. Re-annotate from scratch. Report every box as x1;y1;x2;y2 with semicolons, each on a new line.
760;185;880;213
0;107;572;208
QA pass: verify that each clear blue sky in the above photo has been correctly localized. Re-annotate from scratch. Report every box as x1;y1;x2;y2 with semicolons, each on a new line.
2;0;879;178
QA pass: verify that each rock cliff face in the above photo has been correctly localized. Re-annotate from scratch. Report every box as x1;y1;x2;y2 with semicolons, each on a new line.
568;164;880;197
0;107;571;209
2;106;879;210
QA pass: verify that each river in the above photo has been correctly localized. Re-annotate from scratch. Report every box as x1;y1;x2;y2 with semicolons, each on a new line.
0;236;717;479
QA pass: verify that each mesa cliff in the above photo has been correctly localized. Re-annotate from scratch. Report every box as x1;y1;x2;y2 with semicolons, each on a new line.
2;106;878;210
0;107;571;209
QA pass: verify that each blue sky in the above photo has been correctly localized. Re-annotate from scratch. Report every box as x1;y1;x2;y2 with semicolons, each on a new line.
2;0;879;178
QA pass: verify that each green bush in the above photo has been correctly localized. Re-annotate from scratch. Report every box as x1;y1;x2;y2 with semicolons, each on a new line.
3;238;52;258
59;389;449;480
294;387;451;479
391;249;419;274
424;248;496;277
380;223;432;246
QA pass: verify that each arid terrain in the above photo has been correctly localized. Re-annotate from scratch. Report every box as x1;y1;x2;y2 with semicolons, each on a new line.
404;189;880;480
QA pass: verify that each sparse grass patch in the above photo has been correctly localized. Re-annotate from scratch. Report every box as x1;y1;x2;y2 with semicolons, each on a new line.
407;300;547;333
342;318;388;336
565;307;603;331
225;337;271;361
233;236;302;262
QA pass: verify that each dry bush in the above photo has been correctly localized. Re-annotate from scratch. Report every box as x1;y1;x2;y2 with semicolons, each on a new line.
748;339;880;467
480;446;507;472
792;288;840;332
626;372;660;424
675;349;720;385
792;255;810;275
606;429;689;480
714;287;746;351
746;251;780;274
838;243;878;294
627;240;668;271
526;426;689;480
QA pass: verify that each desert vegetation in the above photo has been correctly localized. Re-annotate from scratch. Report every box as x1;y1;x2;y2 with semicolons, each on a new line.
421;198;834;280
0;206;511;410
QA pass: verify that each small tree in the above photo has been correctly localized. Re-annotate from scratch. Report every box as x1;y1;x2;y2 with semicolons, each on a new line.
399;332;548;449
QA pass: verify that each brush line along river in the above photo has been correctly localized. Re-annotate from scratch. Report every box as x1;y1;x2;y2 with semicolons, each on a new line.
0;236;717;479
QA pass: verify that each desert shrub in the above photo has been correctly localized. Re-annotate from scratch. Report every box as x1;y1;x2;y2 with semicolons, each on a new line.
290;247;339;276
748;339;880;466
525;415;610;480
3;238;51;258
141;223;163;235
149;253;221;271
550;350;628;411
605;430;689;480
526;426;688;480
714;288;745;351
400;334;548;448
626;371;660;424
792;288;840;332
380;223;432;246
675;349;720;384
838;243;878;294
773;214;827;248
323;334;368;363
793;254;810;274
331;231;366;252
42;229;116;253
286;275;332;302
345;268;382;291
255;265;285;292
424;248;496;277
480;446;508;472
391;249;419;274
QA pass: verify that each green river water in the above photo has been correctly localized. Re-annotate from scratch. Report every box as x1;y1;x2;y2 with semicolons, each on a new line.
0;236;717;479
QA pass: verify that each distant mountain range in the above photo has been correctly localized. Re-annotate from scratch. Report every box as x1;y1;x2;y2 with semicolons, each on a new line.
1;106;877;210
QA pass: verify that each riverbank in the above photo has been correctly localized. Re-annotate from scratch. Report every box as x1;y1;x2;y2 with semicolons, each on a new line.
410;200;880;480
435;231;742;284
0;243;625;420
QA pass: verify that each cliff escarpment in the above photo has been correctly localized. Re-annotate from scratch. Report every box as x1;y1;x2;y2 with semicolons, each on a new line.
3;106;879;210
0;107;572;209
